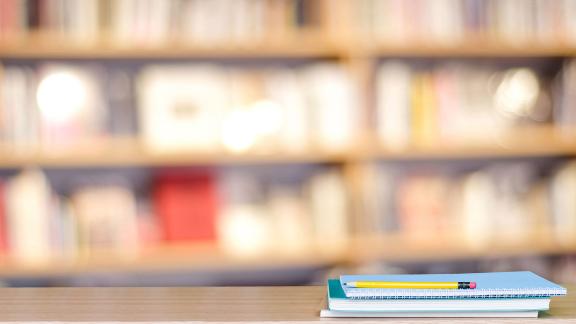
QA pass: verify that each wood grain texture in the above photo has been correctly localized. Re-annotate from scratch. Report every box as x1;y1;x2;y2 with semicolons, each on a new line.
0;233;574;278
0;126;574;168
2;36;576;59
0;285;572;322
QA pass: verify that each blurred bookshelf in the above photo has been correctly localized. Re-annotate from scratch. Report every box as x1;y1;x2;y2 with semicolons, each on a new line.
0;0;575;285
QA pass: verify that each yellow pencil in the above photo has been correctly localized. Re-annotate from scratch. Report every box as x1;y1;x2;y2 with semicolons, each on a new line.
344;281;476;289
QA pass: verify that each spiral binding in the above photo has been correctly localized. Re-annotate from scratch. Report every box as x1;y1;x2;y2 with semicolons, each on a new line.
344;287;567;300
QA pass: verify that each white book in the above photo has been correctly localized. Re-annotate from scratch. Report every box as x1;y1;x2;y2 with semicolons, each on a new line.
495;0;532;44
459;171;494;249
6;169;53;264
217;172;270;256
302;65;358;151
320;309;538;318
137;65;229;153
147;0;172;44
184;0;214;44
534;0;556;44
266;70;310;152
550;161;576;245
372;0;409;44
329;298;550;312
376;62;411;149
111;0;136;45
425;0;463;44
69;0;99;43
267;187;312;253
230;0;252;43
307;170;348;249
563;0;576;45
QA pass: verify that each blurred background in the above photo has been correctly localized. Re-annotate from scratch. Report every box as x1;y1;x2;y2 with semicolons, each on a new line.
0;0;575;287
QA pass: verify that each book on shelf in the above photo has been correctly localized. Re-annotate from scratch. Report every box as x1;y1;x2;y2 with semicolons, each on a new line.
267;186;313;253
555;59;576;135
361;161;576;247
550;161;576;246
397;173;451;240
0;62;141;153
137;65;228;153
217;167;349;256
5;169;52;264
307;170;349;249
217;171;270;255
137;63;357;154
0;65;39;153
0;60;360;155
340;0;576;46
376;62;412;149
0;0;324;46
0;167;349;263
2;59;575;155
154;170;219;243
301;64;359;152
105;67;138;136
265;69;309;153
36;64;106;150
375;61;553;148
355;163;398;235
71;185;140;256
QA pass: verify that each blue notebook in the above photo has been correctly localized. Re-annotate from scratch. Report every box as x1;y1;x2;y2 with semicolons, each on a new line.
328;279;550;317
340;271;567;299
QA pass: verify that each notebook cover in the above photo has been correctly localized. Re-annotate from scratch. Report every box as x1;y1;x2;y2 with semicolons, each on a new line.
340;271;566;299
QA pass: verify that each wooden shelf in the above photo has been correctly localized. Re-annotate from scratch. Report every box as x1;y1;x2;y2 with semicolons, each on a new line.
0;35;342;60
2;36;576;59
0;128;573;168
0;141;353;168
349;232;576;264
375;141;576;161
368;127;576;160
363;42;576;57
0;146;573;168
0;243;345;278
0;234;573;278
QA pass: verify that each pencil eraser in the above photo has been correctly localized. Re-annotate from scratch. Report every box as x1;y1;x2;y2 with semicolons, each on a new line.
470;282;476;289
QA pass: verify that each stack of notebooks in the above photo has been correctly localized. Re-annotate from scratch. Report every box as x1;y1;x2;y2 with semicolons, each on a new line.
321;271;567;318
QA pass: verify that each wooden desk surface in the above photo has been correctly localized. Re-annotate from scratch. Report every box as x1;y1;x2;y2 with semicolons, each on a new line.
0;285;572;323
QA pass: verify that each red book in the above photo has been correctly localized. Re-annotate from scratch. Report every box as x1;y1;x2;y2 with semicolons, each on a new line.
0;0;16;36
154;170;218;242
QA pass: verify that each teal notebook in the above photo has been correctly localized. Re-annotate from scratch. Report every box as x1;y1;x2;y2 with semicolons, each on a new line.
340;271;566;299
327;279;551;312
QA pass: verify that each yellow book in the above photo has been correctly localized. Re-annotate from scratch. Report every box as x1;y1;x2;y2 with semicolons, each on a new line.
411;73;437;146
